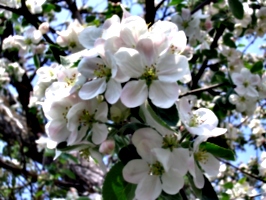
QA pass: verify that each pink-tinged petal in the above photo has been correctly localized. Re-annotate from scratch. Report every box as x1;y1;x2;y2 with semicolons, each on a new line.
95;102;108;122
132;128;162;147
200;153;220;177
121;80;148;108
121;16;148;47
92;123;108;144
188;156;204;189
152;148;172;171
79;78;107;100
171;31;187;53
94;38;105;58
171;148;190;175
104;51;117;78
122;159;149;184
250;74;260;86
105;79;122;104
161;169;184;195
78;26;103;49
136;38;156;67
115;47;145;78
121;4;131;19
246;87;259;97
149;81;179;108
102;14;120;30
104;36;125;54
67;126;87;145
46;120;70;142
78;55;104;79
114;66;130;83
135;175;162;200
157;54;189;82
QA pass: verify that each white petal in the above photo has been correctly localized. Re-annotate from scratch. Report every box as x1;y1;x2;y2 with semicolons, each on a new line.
152;148;172;171
171;148;190;175
135;175;162;200
121;80;148;108
122;159;149;184
78;26;103;49
105;79;122;104
132;128;162;147
91;123;108;144
78;55;104;79
46;120;70;142
149;81;179;108
79;78;107;100
115;47;145;78
200;153;220;176
157;55;189;82
136;38;156;67
95;102;108;122
161;169;184;195
136;139;158;163
188;156;204;189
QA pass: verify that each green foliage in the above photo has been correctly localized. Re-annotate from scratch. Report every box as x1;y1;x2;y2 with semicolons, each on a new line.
102;162;136;200
250;61;263;74
118;144;141;165
199;142;235;160
147;100;179;127
228;0;244;19
223;33;236;48
61;169;76;179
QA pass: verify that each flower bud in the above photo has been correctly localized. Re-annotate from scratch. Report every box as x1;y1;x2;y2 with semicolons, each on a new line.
38;22;50;34
99;140;115;155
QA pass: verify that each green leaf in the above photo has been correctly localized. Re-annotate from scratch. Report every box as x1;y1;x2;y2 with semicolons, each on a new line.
147;100;179;127
201;175;219;200
33;55;40;69
76;197;91;200
118;144;141;165
61;153;79;164
56;141;89;152
228;0;244;19
159;191;182;200
187;174;202;199
199;142;235;160
86;16;96;23
61;169;76;179
223;33;236;48
145;102;174;131
42;3;56;13
250;61;263;74
223;182;233;189
118;123;148;136
169;0;183;6
102;162;136;200
60;55;71;67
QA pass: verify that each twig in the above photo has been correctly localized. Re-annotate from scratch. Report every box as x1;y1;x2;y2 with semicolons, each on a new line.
191;0;215;15
180;82;226;98
220;159;266;183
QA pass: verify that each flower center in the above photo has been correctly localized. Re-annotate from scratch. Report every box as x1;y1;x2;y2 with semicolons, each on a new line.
69;41;77;48
25;38;32;45
141;65;158;86
194;151;208;164
182;20;189;29
94;63;112;80
64;73;77;86
62;106;71;122
239;96;246;102
78;109;95;127
162;134;179;151
149;161;164;176
188;113;202;127
243;81;249;88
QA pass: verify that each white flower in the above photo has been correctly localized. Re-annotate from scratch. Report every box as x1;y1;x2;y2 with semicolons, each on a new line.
78;39;122;104
66;99;108;145
178;97;227;136
115;36;189;108
123;159;184;200
231;68;260;97
26;0;46;14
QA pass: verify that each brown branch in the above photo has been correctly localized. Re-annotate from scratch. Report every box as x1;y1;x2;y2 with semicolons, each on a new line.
191;24;226;89
191;0;216;15
65;0;83;24
155;0;166;11
145;0;156;27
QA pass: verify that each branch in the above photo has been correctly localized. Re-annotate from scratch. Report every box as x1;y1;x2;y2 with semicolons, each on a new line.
191;0;215;15
220;159;266;183
180;82;226;98
145;0;156;27
155;0;166;11
65;0;83;24
191;24;226;89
